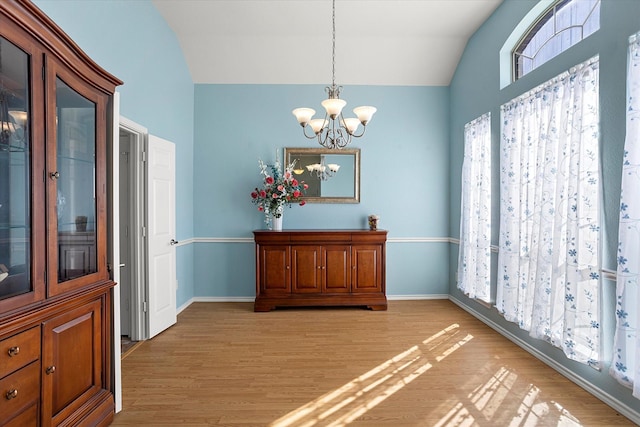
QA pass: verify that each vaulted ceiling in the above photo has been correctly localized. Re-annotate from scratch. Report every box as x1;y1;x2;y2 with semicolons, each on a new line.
152;0;504;86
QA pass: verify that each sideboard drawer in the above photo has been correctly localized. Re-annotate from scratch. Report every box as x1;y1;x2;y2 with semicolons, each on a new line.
0;361;40;422
0;327;40;378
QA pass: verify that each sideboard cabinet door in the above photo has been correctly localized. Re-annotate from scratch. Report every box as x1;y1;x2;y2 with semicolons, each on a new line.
291;245;321;293
258;245;291;295
322;245;351;293
352;245;383;293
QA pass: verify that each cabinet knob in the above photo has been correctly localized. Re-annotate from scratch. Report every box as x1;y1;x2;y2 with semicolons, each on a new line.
5;389;18;400
7;346;19;357
286;265;290;270
49;171;60;180
45;366;56;375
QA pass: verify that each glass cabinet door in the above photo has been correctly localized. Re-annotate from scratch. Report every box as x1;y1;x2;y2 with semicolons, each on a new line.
0;35;31;302
47;61;109;297
55;77;98;283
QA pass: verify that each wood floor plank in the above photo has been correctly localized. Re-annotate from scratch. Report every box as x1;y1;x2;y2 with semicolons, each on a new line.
112;300;636;426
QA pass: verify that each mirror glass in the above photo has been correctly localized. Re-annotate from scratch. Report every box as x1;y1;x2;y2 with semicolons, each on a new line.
284;147;360;203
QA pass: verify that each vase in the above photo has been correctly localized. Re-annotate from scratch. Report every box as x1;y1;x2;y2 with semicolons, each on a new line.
272;215;283;231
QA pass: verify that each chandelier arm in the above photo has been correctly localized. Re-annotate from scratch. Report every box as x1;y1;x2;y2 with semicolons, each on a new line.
337;128;351;149
318;127;331;149
301;125;320;140
350;126;367;138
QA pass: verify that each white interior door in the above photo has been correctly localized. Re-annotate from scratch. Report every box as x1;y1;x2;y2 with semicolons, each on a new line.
147;135;177;338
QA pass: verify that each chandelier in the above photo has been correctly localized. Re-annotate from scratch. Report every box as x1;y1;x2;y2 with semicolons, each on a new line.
306;160;340;181
0;90;26;151
292;0;376;150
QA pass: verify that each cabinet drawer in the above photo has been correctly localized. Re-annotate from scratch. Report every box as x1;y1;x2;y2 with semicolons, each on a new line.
0;361;40;422
0;327;40;378
4;402;38;427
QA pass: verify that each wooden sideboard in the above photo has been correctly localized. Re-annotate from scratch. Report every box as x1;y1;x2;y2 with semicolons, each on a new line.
253;230;387;311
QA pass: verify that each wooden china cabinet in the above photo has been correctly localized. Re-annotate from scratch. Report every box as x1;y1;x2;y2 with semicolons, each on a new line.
0;1;121;426
254;230;388;311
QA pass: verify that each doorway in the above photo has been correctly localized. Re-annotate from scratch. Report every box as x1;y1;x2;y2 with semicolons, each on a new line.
118;119;147;344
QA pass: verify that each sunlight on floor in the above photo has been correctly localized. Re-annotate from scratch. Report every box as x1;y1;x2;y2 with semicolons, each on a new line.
433;366;584;427
270;323;473;427
269;320;591;427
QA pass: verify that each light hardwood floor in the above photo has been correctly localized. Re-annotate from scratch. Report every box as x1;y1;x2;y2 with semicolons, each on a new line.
112;300;636;426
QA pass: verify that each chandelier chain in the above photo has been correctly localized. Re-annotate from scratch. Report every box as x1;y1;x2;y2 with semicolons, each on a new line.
291;0;376;150
331;0;336;90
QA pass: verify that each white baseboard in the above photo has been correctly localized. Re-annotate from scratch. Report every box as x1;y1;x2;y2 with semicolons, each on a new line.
387;294;449;300
178;294;447;313
177;296;254;314
448;296;640;425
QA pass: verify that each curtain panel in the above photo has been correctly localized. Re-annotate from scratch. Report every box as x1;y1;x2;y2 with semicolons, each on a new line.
612;33;640;398
457;113;492;302
497;57;601;367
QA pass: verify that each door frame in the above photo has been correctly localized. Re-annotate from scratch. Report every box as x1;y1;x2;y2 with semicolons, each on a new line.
109;100;149;412
118;116;148;342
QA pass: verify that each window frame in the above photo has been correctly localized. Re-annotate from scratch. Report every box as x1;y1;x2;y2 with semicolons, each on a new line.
512;0;600;81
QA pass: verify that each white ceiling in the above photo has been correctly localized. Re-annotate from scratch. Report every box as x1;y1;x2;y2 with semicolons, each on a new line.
152;0;503;86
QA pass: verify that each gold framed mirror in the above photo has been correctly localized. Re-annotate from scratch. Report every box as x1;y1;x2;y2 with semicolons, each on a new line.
284;147;360;203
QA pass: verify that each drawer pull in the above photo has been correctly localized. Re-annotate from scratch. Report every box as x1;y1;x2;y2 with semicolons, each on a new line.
7;346;20;357
5;389;18;400
45;366;56;375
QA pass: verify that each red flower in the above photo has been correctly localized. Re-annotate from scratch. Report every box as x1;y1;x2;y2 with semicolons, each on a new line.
251;158;309;216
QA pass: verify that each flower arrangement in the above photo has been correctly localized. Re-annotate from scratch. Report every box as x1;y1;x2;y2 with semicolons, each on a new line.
250;156;308;226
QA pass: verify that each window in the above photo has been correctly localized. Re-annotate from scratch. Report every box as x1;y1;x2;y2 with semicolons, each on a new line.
514;0;600;80
457;113;492;303
498;57;600;366
612;32;640;399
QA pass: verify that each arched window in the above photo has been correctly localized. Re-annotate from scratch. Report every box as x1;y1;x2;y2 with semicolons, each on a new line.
513;0;600;80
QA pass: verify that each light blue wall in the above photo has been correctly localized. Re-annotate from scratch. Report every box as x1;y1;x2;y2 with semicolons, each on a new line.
31;0;452;305
28;0;640;418
193;84;451;297
33;0;196;306
449;0;640;417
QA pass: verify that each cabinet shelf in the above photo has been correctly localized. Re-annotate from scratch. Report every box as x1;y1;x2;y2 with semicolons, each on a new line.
56;154;95;164
0;224;28;230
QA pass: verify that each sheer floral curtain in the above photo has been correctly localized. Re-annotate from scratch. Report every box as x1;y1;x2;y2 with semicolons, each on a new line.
612;33;640;398
457;113;492;302
497;56;601;366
